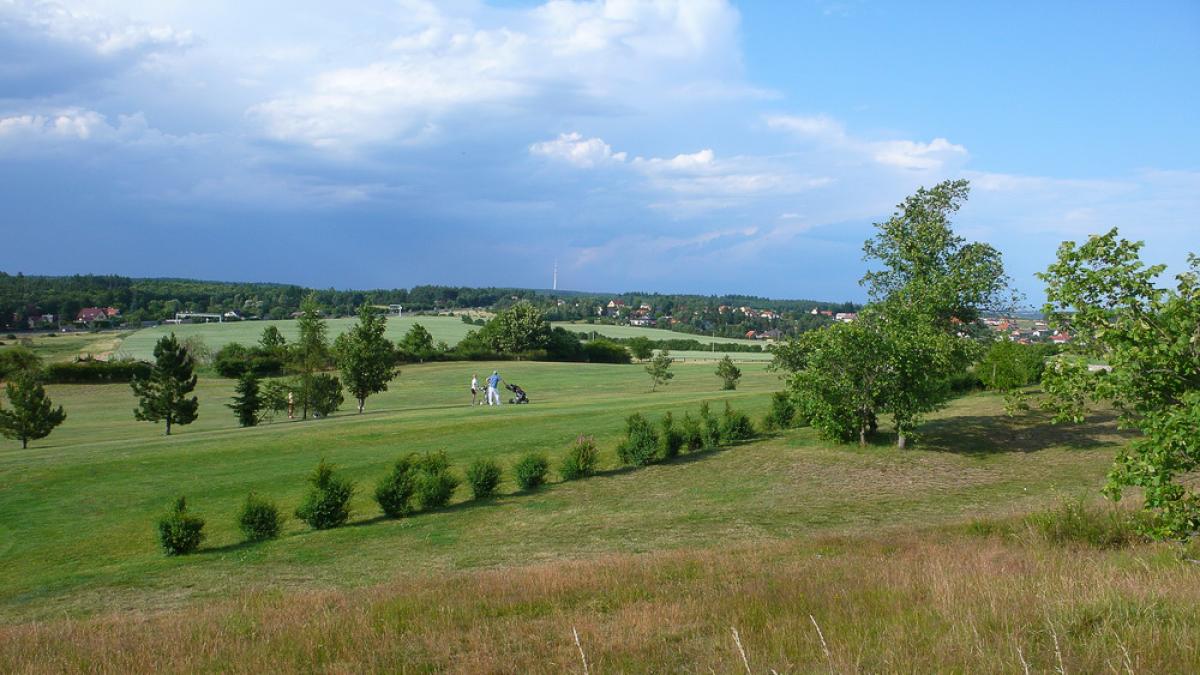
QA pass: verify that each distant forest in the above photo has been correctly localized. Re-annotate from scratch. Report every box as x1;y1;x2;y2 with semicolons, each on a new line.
0;272;859;339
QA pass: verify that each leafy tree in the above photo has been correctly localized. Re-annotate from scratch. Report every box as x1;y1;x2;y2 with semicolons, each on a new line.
259;325;287;353
291;293;329;420
715;355;741;390
399;323;435;362
483;301;551;355
335;304;399;413
645;349;674;392
309;373;344;417
0;373;66;448
627;336;654;361
978;340;1043;415
227;371;262;427
131;333;199;435
1038;229;1200;540
782;319;886;444
374;455;418;518
0;346;42;380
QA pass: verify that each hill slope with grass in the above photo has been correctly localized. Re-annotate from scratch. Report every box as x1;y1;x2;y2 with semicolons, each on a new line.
1;360;1197;671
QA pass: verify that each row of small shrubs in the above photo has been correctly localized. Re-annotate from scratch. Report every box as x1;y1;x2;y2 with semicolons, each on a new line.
617;401;757;467
157;402;754;555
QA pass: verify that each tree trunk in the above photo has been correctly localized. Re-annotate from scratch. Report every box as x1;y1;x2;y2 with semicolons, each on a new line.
22;437;27;449
358;398;365;414
897;432;907;449
858;427;866;446
165;416;172;436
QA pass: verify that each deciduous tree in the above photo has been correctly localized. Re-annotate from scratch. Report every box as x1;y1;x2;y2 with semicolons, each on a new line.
335;304;398;413
1038;229;1199;539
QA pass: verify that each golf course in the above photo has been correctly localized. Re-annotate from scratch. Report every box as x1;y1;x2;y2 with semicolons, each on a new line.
2;321;1198;671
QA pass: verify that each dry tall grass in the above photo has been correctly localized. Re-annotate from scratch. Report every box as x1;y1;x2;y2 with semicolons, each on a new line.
3;530;1197;673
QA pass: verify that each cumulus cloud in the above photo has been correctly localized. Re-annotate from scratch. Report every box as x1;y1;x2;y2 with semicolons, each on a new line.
529;132;627;167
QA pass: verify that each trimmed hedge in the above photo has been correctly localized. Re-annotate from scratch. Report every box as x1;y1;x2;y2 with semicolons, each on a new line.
44;359;151;383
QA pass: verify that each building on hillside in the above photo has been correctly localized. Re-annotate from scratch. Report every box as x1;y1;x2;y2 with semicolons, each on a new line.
745;330;758;339
835;312;857;323
26;314;55;328
599;299;626;317
1050;332;1071;344
759;309;779;320
629;316;656;327
76;307;116;323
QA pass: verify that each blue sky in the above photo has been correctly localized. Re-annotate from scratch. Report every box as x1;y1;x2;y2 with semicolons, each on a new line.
1;0;1196;303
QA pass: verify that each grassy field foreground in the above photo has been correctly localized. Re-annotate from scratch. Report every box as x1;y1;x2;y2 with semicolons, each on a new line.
3;357;1197;670
3;531;1197;672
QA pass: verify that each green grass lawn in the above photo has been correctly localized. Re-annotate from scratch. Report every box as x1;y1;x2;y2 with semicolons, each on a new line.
0;358;1132;624
118;315;476;361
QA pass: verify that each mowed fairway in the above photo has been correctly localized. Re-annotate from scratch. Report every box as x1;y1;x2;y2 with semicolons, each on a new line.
119;315;475;361
552;321;763;347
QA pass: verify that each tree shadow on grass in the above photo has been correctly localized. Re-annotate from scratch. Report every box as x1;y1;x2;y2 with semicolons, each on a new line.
918;409;1131;456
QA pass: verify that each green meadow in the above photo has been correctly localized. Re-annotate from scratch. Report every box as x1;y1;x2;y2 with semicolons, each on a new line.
1;344;1197;671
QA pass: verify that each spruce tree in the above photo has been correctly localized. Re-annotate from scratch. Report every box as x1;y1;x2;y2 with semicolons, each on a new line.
334;303;398;413
227;371;262;427
131;333;199;435
0;373;66;449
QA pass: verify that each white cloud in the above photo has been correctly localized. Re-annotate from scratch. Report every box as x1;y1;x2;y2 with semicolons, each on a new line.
766;114;967;172
3;1;193;58
529;132;627;167
247;0;747;149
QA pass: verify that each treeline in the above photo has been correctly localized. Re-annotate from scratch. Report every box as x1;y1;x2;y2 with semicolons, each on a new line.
0;272;856;340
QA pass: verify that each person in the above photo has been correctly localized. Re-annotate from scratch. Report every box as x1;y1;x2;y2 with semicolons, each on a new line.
470;373;479;406
287;391;295;419
486;370;502;406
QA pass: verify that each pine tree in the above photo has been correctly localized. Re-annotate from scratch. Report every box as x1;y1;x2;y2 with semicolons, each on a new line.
715;355;742;390
227;371;262;427
334;304;398;413
0;374;66;449
131;333;199;435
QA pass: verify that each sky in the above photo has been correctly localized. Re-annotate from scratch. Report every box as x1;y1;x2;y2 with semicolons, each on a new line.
1;0;1197;303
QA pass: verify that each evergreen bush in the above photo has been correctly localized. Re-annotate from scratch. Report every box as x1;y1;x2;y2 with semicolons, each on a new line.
698;401;720;448
413;451;459;509
658;411;684;459
465;458;503;499
762;391;797;431
374;455;418;518
680;412;704;452
720;401;756;443
237;493;282;541
295;459;354;529
513;452;550;490
617;413;660;466
157;496;205;555
559;435;599;480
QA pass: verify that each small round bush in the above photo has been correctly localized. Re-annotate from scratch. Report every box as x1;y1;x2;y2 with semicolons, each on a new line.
375;455;417;518
295;459;354;530
513;452;550;491
237;493;282;541
465;458;502;499
617;412;659;466
414;451;459;510
158;496;205;555
560;435;599;480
